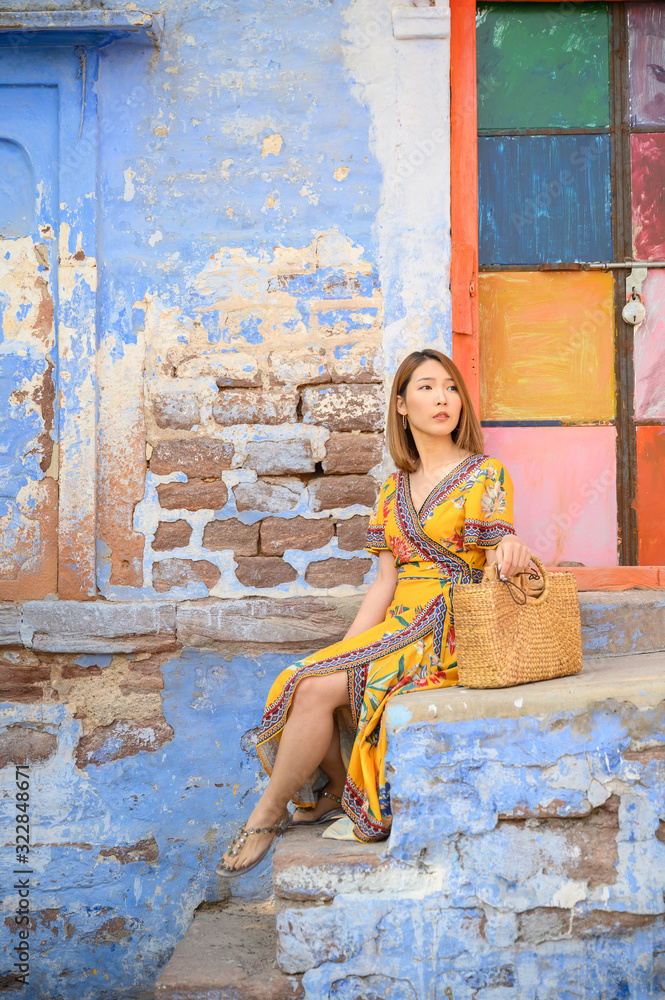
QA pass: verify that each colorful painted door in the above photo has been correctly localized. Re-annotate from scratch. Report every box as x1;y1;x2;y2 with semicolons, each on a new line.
474;1;665;567
0;85;59;597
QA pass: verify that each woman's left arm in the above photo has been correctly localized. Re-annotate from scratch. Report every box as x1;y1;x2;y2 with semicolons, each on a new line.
486;534;532;579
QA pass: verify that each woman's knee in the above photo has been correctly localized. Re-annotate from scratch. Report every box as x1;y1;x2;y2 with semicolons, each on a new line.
291;672;348;712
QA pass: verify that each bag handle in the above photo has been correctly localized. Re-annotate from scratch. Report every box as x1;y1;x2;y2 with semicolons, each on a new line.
495;552;550;606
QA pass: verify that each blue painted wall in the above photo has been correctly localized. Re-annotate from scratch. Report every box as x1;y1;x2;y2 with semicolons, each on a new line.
0;647;297;998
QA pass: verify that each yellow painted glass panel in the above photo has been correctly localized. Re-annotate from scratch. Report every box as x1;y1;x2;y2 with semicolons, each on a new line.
479;271;615;422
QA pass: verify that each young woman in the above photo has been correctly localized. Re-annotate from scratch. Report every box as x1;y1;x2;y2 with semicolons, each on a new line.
216;348;531;876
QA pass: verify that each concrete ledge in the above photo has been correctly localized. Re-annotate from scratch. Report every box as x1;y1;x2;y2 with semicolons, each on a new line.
579;590;665;656
389;650;665;729
177;597;351;647
0;604;21;647
0;9;163;43
1;590;663;657
20;601;177;653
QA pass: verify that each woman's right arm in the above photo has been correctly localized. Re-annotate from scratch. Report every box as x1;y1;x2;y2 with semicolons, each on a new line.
343;550;397;640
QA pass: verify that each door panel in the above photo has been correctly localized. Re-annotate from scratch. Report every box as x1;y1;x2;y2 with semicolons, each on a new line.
636;426;665;564
479;271;615;422
477;1;611;130
0;85;58;598
478;135;613;265
628;2;665;126
484;425;618;567
631;133;665;259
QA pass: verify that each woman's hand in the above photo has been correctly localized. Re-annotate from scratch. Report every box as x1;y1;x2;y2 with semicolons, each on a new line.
490;534;532;580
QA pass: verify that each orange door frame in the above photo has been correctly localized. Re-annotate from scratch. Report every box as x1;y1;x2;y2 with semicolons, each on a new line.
449;0;664;587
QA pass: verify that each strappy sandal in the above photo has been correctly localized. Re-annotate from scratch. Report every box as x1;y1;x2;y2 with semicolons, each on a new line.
215;812;292;879
291;790;346;827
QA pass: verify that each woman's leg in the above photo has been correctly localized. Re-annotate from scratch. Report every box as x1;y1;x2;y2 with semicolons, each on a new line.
293;714;346;822
219;669;350;871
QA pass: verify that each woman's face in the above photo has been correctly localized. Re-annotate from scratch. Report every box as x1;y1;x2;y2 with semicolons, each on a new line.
396;359;462;439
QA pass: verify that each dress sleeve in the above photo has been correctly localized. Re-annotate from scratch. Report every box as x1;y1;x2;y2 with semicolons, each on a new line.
364;475;394;555
464;458;517;550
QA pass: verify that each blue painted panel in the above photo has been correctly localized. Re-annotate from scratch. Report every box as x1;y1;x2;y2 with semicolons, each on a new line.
478;134;613;264
0;139;34;237
0;86;59;507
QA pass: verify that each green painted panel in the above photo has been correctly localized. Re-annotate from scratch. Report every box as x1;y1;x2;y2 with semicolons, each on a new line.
477;3;610;130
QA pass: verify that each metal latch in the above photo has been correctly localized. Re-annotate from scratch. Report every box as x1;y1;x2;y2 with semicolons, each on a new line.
622;267;647;326
585;260;665;328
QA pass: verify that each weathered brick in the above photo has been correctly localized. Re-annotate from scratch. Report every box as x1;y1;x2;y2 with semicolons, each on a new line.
234;477;304;513
213;390;298;426
152;390;201;430
76;716;174;768
261;517;334;555
176;597;352;646
152;520;193;551
0;659;51;701
21;601;176;654
203;518;260;555
118;659;165;694
244;439;315;476
176;351;261;386
150;439;234;478
516;908;571;946
336;515;370;551
267;348;330;386
329;352;383;384
98;834;160;864
322;433;383;474
301;384;384;432
157;480;229;511
235;557;297;588
0;604;21;647
305;557;372;588
153;558;221;592
0;725;57;768
572;911;659;937
309;475;379;512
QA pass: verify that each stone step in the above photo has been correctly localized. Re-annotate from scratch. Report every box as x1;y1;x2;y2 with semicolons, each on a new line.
384;649;665;864
271;651;665;998
154;901;303;1000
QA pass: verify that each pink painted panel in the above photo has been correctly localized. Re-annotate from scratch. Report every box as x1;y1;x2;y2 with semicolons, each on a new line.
484;426;618;567
634;269;665;420
631;133;665;260
628;2;665;126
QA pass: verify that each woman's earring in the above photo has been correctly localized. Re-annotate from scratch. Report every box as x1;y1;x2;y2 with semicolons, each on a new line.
402;414;407;429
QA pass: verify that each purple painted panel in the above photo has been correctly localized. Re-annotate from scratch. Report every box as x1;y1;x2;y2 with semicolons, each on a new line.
634;270;665;420
631;133;665;260
628;2;665;126
484;426;618;567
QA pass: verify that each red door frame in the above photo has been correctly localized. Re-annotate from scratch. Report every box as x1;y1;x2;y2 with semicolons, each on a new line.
449;0;664;589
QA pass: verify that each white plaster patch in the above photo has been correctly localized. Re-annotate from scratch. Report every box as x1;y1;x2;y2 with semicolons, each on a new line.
149;230;163;247
123;168;136;202
514;697;524;708
551;882;587;909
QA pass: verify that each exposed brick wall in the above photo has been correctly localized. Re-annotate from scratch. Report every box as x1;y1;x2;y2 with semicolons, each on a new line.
136;237;386;598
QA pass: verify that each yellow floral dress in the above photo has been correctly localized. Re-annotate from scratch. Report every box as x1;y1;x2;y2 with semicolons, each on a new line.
252;454;516;842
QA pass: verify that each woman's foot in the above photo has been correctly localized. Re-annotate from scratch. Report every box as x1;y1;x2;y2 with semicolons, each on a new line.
216;806;290;875
292;789;344;825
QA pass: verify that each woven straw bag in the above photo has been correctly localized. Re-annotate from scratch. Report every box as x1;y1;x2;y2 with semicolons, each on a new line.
453;554;583;688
